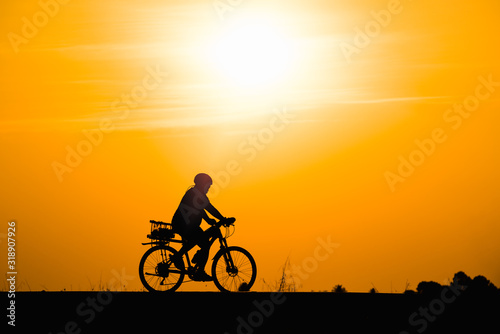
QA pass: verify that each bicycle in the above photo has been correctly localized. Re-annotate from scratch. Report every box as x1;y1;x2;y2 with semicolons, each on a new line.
139;217;257;292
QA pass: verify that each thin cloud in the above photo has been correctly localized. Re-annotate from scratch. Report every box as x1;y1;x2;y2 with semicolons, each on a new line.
333;96;453;104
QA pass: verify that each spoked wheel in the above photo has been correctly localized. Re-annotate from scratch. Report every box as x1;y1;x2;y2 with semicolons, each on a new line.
139;245;184;292
212;246;257;292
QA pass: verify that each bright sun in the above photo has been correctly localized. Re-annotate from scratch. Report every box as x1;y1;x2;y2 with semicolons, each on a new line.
210;17;295;88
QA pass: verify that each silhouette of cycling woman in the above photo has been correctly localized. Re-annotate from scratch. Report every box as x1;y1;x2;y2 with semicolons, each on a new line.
171;173;226;281
138;173;256;291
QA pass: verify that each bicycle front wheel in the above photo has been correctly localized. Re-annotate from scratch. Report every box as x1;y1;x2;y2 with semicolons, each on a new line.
139;245;184;292
212;246;257;292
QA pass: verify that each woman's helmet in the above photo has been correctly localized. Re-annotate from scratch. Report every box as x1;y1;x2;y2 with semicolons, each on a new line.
194;173;212;187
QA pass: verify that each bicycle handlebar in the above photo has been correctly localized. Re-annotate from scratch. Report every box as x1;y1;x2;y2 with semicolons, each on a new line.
216;217;236;227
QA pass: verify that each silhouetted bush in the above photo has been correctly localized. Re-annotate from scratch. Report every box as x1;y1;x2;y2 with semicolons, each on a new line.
416;281;442;296
415;271;499;297
332;284;347;293
470;275;499;295
452;271;472;290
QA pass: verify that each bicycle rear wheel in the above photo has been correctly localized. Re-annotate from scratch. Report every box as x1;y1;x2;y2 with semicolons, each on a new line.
212;246;257;292
139;245;184;292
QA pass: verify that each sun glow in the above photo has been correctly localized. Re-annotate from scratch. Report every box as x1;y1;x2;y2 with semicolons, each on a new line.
210;17;296;88
3;0;500;295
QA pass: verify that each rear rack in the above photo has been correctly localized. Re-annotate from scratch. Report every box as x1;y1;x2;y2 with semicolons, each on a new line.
143;220;181;246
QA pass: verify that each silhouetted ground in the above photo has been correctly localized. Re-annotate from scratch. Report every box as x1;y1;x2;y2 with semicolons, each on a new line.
5;290;500;333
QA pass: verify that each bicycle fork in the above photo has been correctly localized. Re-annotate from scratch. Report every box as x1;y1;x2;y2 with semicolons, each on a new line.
218;238;237;275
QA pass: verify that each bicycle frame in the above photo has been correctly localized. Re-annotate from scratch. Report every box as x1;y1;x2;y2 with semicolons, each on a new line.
141;223;235;274
139;218;256;292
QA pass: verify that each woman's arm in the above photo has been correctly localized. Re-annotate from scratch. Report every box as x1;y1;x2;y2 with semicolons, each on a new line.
205;202;225;220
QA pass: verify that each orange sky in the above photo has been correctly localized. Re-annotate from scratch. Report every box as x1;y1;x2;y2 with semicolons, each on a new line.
1;0;499;292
